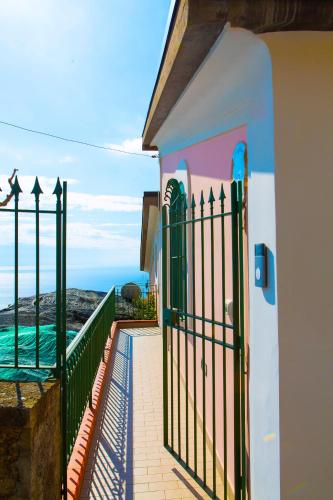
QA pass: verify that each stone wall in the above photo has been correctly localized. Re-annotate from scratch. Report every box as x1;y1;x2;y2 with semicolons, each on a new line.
0;381;61;499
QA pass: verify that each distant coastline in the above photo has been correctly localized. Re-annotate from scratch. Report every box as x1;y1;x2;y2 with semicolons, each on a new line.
0;288;107;331
0;266;148;310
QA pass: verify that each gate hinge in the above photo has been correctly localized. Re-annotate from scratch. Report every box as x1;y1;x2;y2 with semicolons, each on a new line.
164;308;178;325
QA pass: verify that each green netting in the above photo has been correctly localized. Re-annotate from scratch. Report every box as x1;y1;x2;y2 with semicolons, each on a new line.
0;325;77;381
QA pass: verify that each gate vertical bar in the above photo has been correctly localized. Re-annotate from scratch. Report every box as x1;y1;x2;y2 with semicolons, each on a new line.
35;187;40;368
32;177;42;368
54;178;62;376
231;181;241;499
220;183;228;499
162;205;168;447
191;194;198;476
176;200;181;458
237;181;246;498
62;181;67;499
209;187;217;496
170;204;174;450
54;177;63;497
200;190;207;486
12;176;22;368
183;198;189;464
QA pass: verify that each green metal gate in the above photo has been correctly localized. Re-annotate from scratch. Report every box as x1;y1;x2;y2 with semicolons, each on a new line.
0;175;68;497
0;175;67;377
162;179;246;499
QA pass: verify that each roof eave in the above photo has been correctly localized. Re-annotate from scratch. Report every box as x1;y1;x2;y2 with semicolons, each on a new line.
142;0;333;151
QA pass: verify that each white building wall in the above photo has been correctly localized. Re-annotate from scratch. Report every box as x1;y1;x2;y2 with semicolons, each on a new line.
262;31;333;499
153;27;279;499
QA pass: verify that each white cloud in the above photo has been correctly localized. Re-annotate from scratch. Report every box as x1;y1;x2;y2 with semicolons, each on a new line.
99;222;140;227
69;192;141;212
106;137;156;157
66;223;140;251
0;1;88;70
0;146;23;161
0;175;142;213
59;155;77;164
0;219;140;252
0;265;55;271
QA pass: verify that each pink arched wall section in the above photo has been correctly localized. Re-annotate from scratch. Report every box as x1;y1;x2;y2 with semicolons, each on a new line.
161;126;246;183
160;126;249;493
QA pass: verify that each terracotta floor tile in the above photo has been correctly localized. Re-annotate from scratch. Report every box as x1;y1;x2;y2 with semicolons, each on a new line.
134;491;166;500
80;327;219;500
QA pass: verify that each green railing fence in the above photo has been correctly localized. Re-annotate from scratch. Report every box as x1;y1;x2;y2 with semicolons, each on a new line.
65;286;115;464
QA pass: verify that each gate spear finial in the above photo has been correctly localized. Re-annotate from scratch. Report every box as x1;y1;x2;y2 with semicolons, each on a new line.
31;176;43;197
219;183;226;202
191;193;196;209
11;175;23;196
52;177;63;197
200;190;205;207
208;186;215;205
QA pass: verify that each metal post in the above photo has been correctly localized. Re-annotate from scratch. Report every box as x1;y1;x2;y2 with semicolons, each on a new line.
191;194;198;476
237;181;246;498
53;177;64;497
209;187;217;496
183;197;189;465
170;205;174;450
54;177;62;376
200;190;207;486
162;205;168;447
220;183;228;499
62;181;67;499
176;199;181;458
32;178;43;368
12;176;22;368
231;181;241;500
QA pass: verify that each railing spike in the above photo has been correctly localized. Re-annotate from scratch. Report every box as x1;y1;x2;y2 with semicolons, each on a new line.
31;176;43;197
208;186;215;205
53;177;63;197
191;193;196;209
200;190;205;206
11;176;23;196
219;183;226;202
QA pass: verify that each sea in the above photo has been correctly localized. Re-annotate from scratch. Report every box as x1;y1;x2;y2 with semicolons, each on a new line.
0;266;148;309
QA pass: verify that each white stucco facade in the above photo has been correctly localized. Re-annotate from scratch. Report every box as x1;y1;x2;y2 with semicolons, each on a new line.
154;27;280;499
147;23;333;500
262;31;333;499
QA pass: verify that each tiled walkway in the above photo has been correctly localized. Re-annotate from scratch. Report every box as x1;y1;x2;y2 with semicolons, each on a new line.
80;327;209;499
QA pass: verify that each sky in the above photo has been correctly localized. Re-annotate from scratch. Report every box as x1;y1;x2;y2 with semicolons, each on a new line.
0;0;171;272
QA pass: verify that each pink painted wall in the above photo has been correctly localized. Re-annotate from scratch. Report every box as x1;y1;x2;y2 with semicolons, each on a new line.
161;128;246;181
161;126;248;494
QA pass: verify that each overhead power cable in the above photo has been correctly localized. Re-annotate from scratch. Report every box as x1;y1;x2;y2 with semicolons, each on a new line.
0;119;158;158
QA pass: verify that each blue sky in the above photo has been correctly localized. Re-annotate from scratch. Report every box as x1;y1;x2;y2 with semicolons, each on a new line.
0;0;170;271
